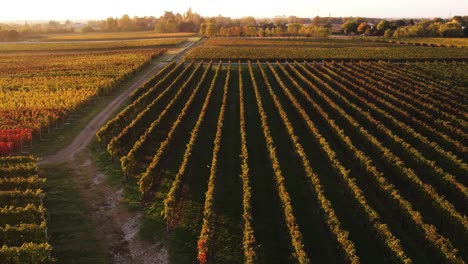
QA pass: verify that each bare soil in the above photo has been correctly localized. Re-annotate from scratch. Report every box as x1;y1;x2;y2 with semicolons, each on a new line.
68;154;169;264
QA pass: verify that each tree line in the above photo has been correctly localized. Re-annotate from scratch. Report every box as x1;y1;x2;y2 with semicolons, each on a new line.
199;15;332;38
342;16;468;37
0;9;466;41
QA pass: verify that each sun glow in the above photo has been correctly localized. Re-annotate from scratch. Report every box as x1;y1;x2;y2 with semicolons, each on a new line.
1;0;467;21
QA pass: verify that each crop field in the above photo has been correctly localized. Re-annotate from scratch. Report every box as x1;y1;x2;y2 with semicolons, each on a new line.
0;48;166;154
41;31;197;41
366;37;468;48
200;38;396;47
0;38;185;52
97;60;468;263
186;38;468;61
0;156;52;263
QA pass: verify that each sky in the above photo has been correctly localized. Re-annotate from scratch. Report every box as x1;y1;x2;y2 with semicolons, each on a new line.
1;0;467;21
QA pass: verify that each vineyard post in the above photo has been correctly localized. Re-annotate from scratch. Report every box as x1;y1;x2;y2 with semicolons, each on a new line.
20;133;23;153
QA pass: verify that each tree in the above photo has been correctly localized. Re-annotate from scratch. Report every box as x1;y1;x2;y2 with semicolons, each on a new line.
307;26;331;38
154;12;178;33
342;19;358;34
426;23;441;37
273;16;286;27
287;23;302;36
384;29;394;38
48;20;60;32
376;20;391;34
439;22;463;37
357;22;370;34
392;27;408;38
118;14;135;31
0;30;21;41
199;23;206;35
241;16;257;27
204;19;218;37
312;16;320;26
179;21;196;32
273;26;284;36
258;28;265;37
392;19;406;29
183;7;202;31
105;17;118;31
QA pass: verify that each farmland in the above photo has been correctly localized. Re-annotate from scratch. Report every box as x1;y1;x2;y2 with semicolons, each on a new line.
97;60;468;263
186;38;468;61
366;37;468;48
0;47;166;154
41;31;197;41
0;29;467;263
0;38;185;52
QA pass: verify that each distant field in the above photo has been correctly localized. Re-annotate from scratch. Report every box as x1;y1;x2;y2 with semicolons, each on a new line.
367;37;468;47
0;38;186;52
202;38;395;47
42;31;197;41
186;45;468;61
186;38;468;61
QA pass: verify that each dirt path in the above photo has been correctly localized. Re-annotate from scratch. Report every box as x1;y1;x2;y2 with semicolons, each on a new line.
40;38;202;166
39;39;202;263
65;154;169;264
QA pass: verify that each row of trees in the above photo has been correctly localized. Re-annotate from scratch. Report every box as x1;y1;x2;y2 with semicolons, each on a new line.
0;9;202;36
390;18;467;38
342;16;468;37
201;24;331;38
0;28;21;41
1;10;466;41
199;15;332;38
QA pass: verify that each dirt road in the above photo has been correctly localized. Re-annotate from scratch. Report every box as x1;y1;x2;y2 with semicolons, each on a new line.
39;38;202;263
40;37;202;166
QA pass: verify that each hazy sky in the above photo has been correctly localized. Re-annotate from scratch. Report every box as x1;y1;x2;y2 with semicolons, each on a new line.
1;0;467;21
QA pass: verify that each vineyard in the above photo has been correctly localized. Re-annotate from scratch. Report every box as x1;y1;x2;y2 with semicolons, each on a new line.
0;156;52;263
42;32;197;41
363;37;468;48
97;60;468;263
185;38;468;61
0;48;166;155
199;38;397;47
0;38;185;52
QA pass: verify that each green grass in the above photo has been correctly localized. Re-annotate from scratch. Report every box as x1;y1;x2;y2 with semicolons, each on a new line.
89;140;126;186
41;164;108;264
